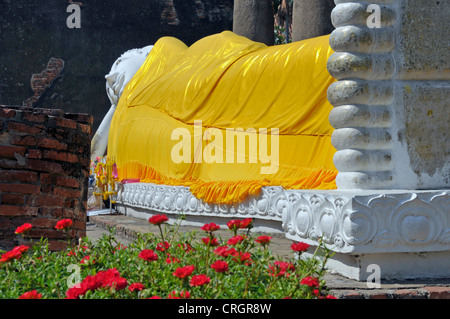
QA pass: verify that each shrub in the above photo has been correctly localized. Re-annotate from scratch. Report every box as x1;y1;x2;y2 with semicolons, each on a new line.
0;216;336;299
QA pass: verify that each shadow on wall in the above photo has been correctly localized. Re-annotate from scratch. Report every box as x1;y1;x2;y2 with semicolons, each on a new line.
0;0;234;132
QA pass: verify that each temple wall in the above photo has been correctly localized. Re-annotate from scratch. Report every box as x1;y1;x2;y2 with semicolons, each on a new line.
0;106;92;250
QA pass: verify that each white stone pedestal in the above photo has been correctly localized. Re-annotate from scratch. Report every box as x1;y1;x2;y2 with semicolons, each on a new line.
116;183;449;281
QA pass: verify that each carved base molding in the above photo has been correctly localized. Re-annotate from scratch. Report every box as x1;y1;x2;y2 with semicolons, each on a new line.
116;182;449;280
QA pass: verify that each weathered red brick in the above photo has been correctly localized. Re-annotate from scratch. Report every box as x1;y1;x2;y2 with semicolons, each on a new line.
43;150;78;163
7;122;43;134
0;108;15;118
54;176;80;188
1;193;25;205
55;117;77;129
423;287;450;299
393;289;424;299
37;138;67;150
47;240;68;251
22;112;47;123
0;145;26;158
0;205;38;216
29;217;57;228
26;159;64;174
41;207;63;218
54;187;82;199
26;149;42;159
35;194;65;207
66;113;93;125
0;170;38;183
0;183;40;194
40;173;52;185
10;135;37;146
77;123;92;135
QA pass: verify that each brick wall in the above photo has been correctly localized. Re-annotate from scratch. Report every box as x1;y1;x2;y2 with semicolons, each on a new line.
0;106;92;250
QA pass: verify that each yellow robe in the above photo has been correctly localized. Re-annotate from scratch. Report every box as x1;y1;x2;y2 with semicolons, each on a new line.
108;31;337;204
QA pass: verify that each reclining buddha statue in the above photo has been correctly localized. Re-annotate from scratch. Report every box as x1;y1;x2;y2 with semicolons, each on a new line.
91;31;337;205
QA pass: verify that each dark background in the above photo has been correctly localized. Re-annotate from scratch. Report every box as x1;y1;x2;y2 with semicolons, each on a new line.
0;0;234;131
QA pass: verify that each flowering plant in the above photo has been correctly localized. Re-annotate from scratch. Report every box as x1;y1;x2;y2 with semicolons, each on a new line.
0;216;336;299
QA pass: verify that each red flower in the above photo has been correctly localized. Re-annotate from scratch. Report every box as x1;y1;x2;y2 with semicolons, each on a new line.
148;214;169;225
15;223;33;235
214;246;237;257
107;276;128;290
66;268;128;299
226;219;242;231
324;294;337;299
165;254;181;264
190;274;210;287
168;290;190;299
55;219;72;230
13;245;29;253
19;290;42;299
232;252;252;264
156;241;171;252
255;235;272;245
211;260;229;273
300;276;320;288
0;248;22;263
201;223;220;232
291;242;310;252
138;249;158;262
227;218;253;230
173;265;195;279
227;235;245;245
240;218;253;229
128;282;145;292
201;237;219;247
268;261;295;277
80;255;96;265
178;243;194;253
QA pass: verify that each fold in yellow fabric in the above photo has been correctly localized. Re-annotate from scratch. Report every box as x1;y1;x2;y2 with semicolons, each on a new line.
108;31;337;205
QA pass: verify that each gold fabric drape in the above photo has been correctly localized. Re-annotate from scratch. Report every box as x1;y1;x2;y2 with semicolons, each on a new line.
108;31;337;204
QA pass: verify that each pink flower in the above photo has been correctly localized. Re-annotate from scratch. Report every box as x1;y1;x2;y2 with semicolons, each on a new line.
190;274;211;287
138;249;158;262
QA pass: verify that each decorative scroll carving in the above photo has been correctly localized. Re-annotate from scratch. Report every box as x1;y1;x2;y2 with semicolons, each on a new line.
117;183;449;254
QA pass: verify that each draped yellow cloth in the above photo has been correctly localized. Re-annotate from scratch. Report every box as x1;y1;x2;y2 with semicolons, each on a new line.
108;31;337;204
